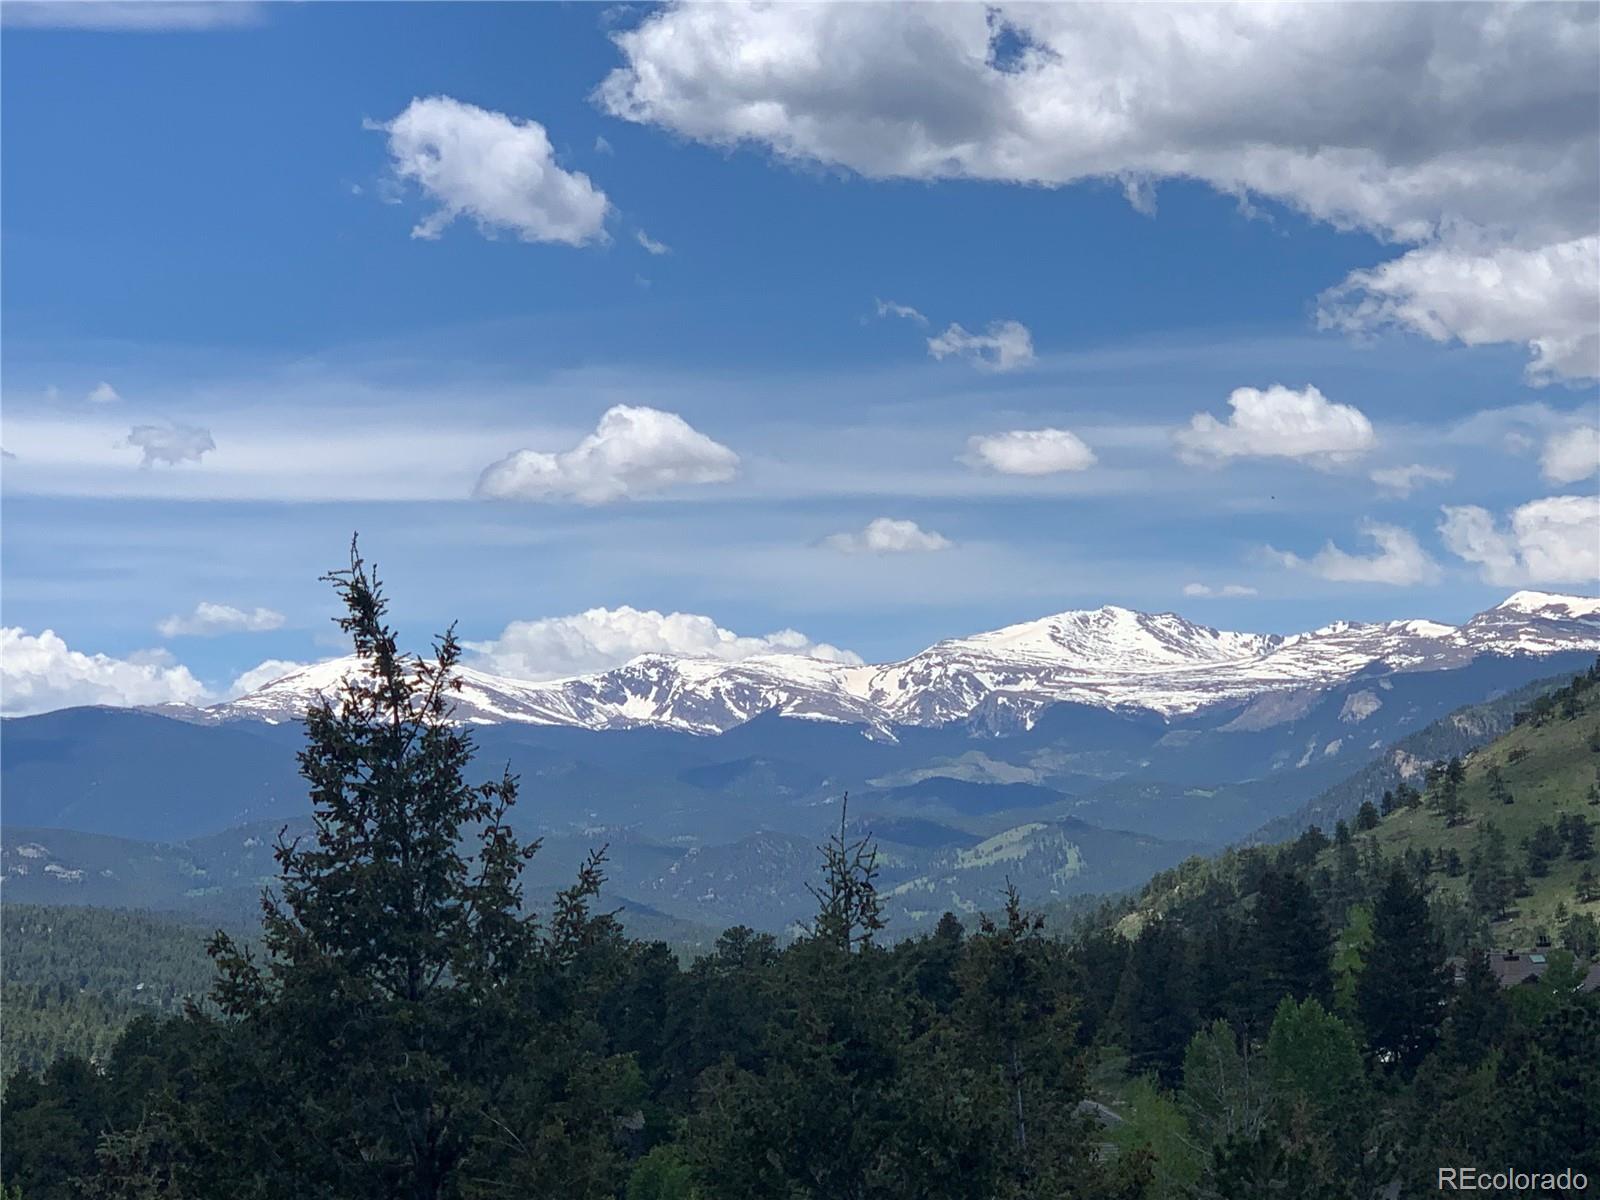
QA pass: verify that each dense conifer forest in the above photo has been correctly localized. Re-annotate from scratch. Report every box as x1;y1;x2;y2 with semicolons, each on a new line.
3;553;1596;1199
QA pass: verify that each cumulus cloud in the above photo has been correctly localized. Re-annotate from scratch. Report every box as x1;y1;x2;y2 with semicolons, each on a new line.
927;320;1035;372
466;606;861;681
227;659;316;697
1268;524;1440;587
635;229;670;255
599;6;1597;379
1319;236;1600;385
2;2;263;30
1440;495;1600;587
1541;425;1600;485
124;424;215;467
0;628;208;716
874;298;927;325
824;517;952;555
1183;583;1258;598
1176;385;1375;467
476;405;738;504
86;381;121;404
966;428;1096;475
598;5;1595;241
157;603;286;638
372;96;610;245
1370;464;1454;497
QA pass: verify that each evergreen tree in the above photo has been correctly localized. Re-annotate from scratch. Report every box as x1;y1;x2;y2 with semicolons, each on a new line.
1578;865;1599;903
1486;765;1511;806
1114;920;1195;1087
1563;813;1595;860
1438;950;1507;1068
1522;823;1563;878
1355;800;1379;831
1467;822;1512;922
953;885;1096;1198
1356;865;1449;1077
805;795;885;953
1329;904;1373;1021
1238;869;1331;1036
178;544;626;1199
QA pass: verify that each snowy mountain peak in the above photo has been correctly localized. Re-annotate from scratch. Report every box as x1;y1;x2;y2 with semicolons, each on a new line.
1493;591;1600;619
954;605;1281;670
183;593;1600;735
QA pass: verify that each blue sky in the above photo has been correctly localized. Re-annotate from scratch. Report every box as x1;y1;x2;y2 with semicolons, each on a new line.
2;2;1597;712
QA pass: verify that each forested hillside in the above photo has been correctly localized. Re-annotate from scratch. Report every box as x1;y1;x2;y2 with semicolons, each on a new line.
1;907;234;1079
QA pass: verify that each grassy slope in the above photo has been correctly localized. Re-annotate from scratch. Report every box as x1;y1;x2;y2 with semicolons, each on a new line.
1332;703;1600;943
1113;666;1600;943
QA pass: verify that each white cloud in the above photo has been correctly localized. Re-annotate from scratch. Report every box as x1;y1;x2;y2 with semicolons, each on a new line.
1183;582;1258;598
373;96;610;246
1370;464;1454;497
0;628;208;717
927;320;1034;372
86;381;121;404
635;229;671;255
599;5;1596;243
1319;236;1600;385
966;428;1096;475
1177;385;1375;467
476;405;738;504
1440;495;1600;586
158;603;286;638
1268;524;1440;586
594;135;614;156
824;517;952;555
874;298;927;325
465;606;861;681
227;659;316;698
124;424;215;467
1541;425;1600;485
2;2;263;30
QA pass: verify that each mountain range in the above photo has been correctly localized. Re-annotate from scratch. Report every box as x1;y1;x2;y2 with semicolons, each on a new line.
160;590;1600;736
5;589;1598;936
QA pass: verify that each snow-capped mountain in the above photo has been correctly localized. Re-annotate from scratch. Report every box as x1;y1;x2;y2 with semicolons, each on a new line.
188;591;1600;735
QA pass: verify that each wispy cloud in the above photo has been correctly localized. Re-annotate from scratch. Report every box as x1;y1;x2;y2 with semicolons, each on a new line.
158;602;285;638
1267;523;1439;586
2;1;264;30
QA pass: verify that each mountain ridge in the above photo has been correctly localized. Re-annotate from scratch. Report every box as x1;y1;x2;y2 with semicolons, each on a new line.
140;590;1600;736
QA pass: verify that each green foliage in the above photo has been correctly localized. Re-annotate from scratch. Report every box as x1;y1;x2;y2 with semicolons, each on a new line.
626;1144;697;1200
1179;1020;1268;1150
1109;1075;1202;1199
1264;998;1365;1124
1329;903;1372;1020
